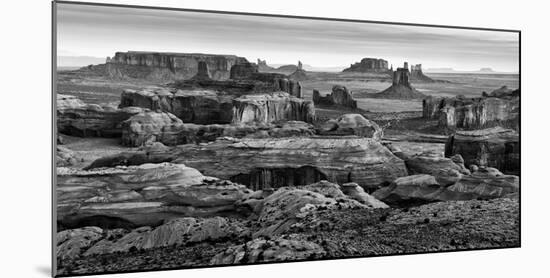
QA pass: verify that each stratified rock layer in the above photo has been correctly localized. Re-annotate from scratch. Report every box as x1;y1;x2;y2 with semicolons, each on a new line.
445;127;520;175
342;58;389;73
319;114;383;140
171;137;408;190
232;92;315;123
371;64;426;99
57;163;252;228
423;92;519;130
57;94;143;137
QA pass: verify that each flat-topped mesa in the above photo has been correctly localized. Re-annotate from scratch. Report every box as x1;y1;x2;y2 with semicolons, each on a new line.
106;51;249;80
173;62;302;98
423;89;519;130
370;62;426;99
232;92;315;124
342;58;390;73
313;85;357;109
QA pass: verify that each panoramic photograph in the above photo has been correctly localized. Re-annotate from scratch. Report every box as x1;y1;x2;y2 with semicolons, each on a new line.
54;2;520;276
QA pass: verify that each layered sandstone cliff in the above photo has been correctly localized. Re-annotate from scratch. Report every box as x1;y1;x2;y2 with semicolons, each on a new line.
232;92;315;123
343;58;389;73
445;127;519;175
107;51;248;80
423;91;519;129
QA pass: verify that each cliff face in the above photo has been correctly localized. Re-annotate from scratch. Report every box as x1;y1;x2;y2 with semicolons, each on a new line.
423;93;519;130
445;127;519;175
57;94;143;137
410;64;437;83
232;92;315;124
313;85;357;109
343;58;389;73
107;51;249;80
172;137;408;190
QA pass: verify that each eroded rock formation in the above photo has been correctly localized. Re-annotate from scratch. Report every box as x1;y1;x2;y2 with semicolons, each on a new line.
232;92;315;123
410;64;436;82
319;113;383;140
57;94;143;137
168;137;408;190
313;85;357;109
343;58;389;73
423;91;519;129
107;51;248;80
57;163;253;228
370;62;426;99
445;127;519;175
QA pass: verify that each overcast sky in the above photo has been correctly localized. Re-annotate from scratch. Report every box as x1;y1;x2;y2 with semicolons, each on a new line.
56;3;519;72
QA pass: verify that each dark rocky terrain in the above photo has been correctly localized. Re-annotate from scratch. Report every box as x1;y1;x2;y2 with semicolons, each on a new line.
55;51;520;276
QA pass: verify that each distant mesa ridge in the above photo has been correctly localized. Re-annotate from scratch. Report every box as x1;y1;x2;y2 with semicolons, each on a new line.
105;51;249;80
342;57;390;73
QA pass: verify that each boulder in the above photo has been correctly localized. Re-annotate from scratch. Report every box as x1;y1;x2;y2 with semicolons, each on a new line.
232;92;315;123
341;182;389;208
57;94;143;137
320;113;383;140
57;163;252;228
445;127;519;175
373;169;519;206
342;58;389;73
254;181;368;236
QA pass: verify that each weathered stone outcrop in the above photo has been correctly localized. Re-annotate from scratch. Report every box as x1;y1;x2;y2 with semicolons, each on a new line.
410;64;436;82
175;62;302;98
313;85;357;109
404;152;471;185
211;237;325;265
57;163;252;228
171;137;408;190
56;146;80;167
120;112;316;147
232;92;315;123
57;94;143;137
107;51;248;80
83;217;248;256
370;63;426;99
343;58;389;73
175;121;316;144
121;111;185;146
445;127;519;175
319;114;383;140
57;227;104;260
422;92;519;130
373;168;519;206
120;88;234;124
